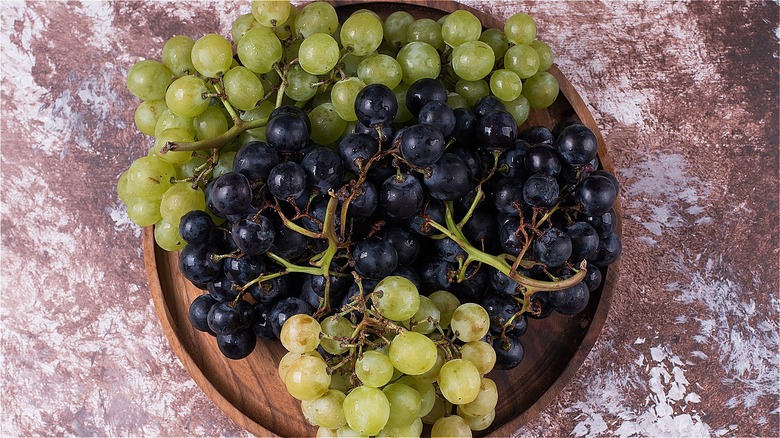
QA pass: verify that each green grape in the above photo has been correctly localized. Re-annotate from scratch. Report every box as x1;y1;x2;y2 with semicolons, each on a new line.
457;406;495;432
405;18;444;51
126;197;162;227
165;75;210;118
392;83;413;123
329;367;352;393
460;341;496;375
278;351;323;381
126;60;172;101
340;52;367;78
126;155;176;199
451;41;494;82
479;28;509;61
330;77;366;122
454;79;490;107
284;35;303;61
383;11;414;49
295;2;338;38
459;378;498;418
151;128;194;164
428;290;461;329
504;44;540;79
437;14;448;26
341;12;383;56
160;182;206;224
191;34;233;78
376;418;423;438
383;383;422;428
316;427;338;438
531;39;554;71
421;395;448;425
309;102;347;146
155;109;195;138
320;315;353;355
302;389;347;430
447;92;469;110
284;65;318;102
396;41;441;85
116;170;131;203
193;106;229;141
503;94;530;125
134;100;168;136
212;151;236;177
376;40;399;57
395;376;436;418
280;314;322;353
373;276;420;321
416;346;445;384
175;154;207;180
241;100;275;139
310;89;333;109
335;425;363;438
504;12;537;45
490;69;523;101
357;54;402;89
154;218;185;251
223;66;264;111
522;71;559;109
350;8;381;21
231;13;261;44
343;386;390;436
389;331;437;376
238;26;283;74
162;35;195;77
441;10;482;47
299;33;340;75
431;415;471;437
408;295;440;334
438;359;481;405
355;350;394;388
450;303;490;342
285;354;331;401
251;0;291;27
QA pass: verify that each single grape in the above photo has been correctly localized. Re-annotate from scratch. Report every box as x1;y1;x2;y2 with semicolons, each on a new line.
389;331;437;375
459;377;498;418
154;218;185;251
160;182;206;224
490;69;523;102
193;106;229;141
383;383;422;428
441;10;482;47
380;173;424;220
504;12;537;45
357;54;403;89
134;100;168;136
383;11;414;49
438;359;481;404
460;341;497;375
342;386;390;436
353;239;398;280
373;275;419;321
575;175;617;216
331;77;366;122
295;2;338;38
165;75;210;118
550;282;590;315
191;33;233;78
251;0;291;27
151;128;194;165
534;227;572;267
217;328;256;360
126;60;172;101
531;39;554;71
451;40;495;82
162;35;195;76
479;27;509;60
340;12;383;56
396;41;441;85
406;18;444;51
280;313;322;353
237;26;283;74
301;389;347;430
504;43;540;79
355;350;394;388
285;354;331;400
522;71;560;109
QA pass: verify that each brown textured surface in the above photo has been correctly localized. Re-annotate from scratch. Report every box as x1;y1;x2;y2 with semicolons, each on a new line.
1;1;777;437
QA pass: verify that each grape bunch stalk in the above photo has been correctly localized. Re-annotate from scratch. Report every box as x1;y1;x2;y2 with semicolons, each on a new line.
116;1;622;436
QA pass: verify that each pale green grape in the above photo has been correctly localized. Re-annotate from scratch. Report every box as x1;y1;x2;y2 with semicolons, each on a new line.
341;12;383;56
223;66;264;111
231;13;261;44
175;154;207;180
301;389;347;429
212;151;236;177
319;315;353;355
280;314;322;353
159;182;206;224
447;93;469;110
373;276;420;321
431;415;471;437
126;197;162;227
490;69;523;101
329;367;353;393
454;79;490;107
335;425;363;438
126;155;176;199
134;100;168;136
531;39;554;72
285;37;303;64
428;290;461;329
479;28;509;60
421;395;448;425
193;106;229;141
340;52;366;78
278;351;323;381
299;33;340;76
376;40;399;57
383;383;421;428
295;2;338;38
409;295;440;334
522;71;559;109
126;60;172;101
450;303;490;342
503;94;530;125
241;100;275;139
154;218;185;251
457;406;495;432
451;41;494;82
238;26;283;74
437;359;481;405
441;10;482;47
405;18;444;51
285;65;318;102
310;87;332;107
116;170;131;204
437;14;448;26
285;354;331;400
350;8;381;21
191;33;233;78
342;386;390;436
383;11;414;48
165;75;210;118
459;341;496;375
151;128;194;165
504;12;537;45
162;35;195;76
251;0;291;27
357;54;402;89
396;41;441;84
330;77;365;122
392;83;413;123
459;378;497;418
316;427;338;438
504;44;540;79
416;346;445;384
155;109;196;138
389;331;437;376
395;376;435;418
355;350;394;388
376;418;423;438
309;102;347;146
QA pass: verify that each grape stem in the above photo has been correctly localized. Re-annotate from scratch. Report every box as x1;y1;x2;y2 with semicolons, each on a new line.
161;117;268;154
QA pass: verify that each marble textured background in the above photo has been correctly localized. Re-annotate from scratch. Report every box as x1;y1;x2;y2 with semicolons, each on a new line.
1;0;778;436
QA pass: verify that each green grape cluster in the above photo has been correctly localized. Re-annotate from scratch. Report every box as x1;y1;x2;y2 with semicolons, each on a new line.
279;276;499;437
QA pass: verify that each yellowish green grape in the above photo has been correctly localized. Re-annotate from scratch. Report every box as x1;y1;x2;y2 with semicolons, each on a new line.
431;415;472;437
392;82;413;123
159;182;206;224
238;26;283;74
251;0;291;27
295;2;338;38
319;315;353;355
154;109;195;138
416;346;445;384
437;359;482;405
406;18;444;51
278;351;323;381
301;389;347;430
460;341;496;375
165;75;210;118
479;28;509;60
224;66;264;111
454;79;490;107
458;377;498;418
503;93;530;125
299;33;340;76
343;386;390;436
447;93;469;110
531;39;554;71
151;128;194;165
285;65;319;102
450;303;490;342
357;54;402;89
162;35;195;76
126;60;172;101
126;197;162;227
383;383;422;428
309;102;347;146
373;276;420;321
504;44;540;79
389;331;437;376
421;395;448;425
126;155;176;199
504;12;537;45
330;77;366;122
231;13;261;44
451;41;495;82
154;219;185;251
427;290;461;329
396;41;441;84
193;106;229;141
280;314;322;353
522;71;559;109
285;354;331;400
395;375;435;418
383;11;414;49
490;69;523;102
441;10;482;47
457;406;495;432
134;100;168;136
340;12;383;56
212;150;236;178
408;295;440;334
355;350;394;388
191;33;233;78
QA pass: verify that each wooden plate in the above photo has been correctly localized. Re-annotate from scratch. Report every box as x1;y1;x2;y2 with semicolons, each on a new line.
143;1;622;436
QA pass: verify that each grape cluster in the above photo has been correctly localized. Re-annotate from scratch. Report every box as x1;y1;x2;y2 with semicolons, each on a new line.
116;1;622;436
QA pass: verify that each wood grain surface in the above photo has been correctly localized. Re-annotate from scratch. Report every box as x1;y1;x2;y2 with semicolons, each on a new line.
1;1;777;437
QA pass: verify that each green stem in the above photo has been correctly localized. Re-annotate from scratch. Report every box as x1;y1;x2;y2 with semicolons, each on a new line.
163;117;268;153
213;82;240;123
